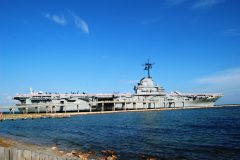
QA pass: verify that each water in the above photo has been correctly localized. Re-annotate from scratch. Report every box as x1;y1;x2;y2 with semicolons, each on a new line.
1;106;240;159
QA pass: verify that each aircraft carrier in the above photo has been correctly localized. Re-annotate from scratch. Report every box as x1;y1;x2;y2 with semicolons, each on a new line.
13;61;223;113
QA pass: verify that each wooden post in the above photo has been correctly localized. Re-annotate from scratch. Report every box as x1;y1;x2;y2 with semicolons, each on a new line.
9;148;15;160
0;147;4;160
23;150;32;159
31;151;40;160
4;147;10;160
10;148;26;160
77;105;79;113
49;155;59;160
39;153;49;160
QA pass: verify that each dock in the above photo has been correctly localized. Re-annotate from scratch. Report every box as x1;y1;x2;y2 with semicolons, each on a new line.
0;103;224;121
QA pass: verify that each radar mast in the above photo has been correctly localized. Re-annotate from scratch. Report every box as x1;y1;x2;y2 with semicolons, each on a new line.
143;60;154;78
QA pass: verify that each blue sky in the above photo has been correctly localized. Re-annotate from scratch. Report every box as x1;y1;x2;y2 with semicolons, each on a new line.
0;0;240;105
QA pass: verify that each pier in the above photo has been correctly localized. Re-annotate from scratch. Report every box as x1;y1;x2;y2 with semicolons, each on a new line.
0;100;220;121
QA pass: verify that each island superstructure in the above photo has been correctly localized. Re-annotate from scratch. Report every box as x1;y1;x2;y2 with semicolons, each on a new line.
13;61;223;113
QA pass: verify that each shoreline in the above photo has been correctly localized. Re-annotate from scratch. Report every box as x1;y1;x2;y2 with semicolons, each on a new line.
1;105;238;121
0;136;67;159
0;136;117;160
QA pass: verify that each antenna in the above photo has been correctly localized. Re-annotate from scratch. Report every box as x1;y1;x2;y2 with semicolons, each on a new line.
143;59;154;78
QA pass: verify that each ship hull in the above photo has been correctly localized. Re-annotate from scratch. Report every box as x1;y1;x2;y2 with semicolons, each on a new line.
17;95;220;113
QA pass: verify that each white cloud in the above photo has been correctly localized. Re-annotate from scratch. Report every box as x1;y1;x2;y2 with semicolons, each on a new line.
0;95;16;107
68;10;89;34
43;11;89;34
195;68;240;104
224;28;240;37
192;0;225;9
44;13;66;26
164;0;226;9
196;68;240;84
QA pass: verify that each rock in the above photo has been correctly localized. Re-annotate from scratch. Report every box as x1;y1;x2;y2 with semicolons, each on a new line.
106;155;118;160
101;150;116;156
71;150;81;157
51;146;57;150
112;155;117;160
78;153;89;160
58;151;64;155
59;151;64;154
71;150;78;154
147;158;157;160
107;156;114;160
66;152;73;157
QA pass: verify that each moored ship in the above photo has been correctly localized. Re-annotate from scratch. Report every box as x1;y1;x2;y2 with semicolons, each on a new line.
13;61;223;113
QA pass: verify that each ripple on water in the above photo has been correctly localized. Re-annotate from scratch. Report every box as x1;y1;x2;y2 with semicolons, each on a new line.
0;106;240;159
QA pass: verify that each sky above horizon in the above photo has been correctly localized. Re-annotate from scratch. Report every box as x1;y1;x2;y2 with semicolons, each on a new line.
0;0;240;106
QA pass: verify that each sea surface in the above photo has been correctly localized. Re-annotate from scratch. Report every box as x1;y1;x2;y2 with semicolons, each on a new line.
1;106;240;160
